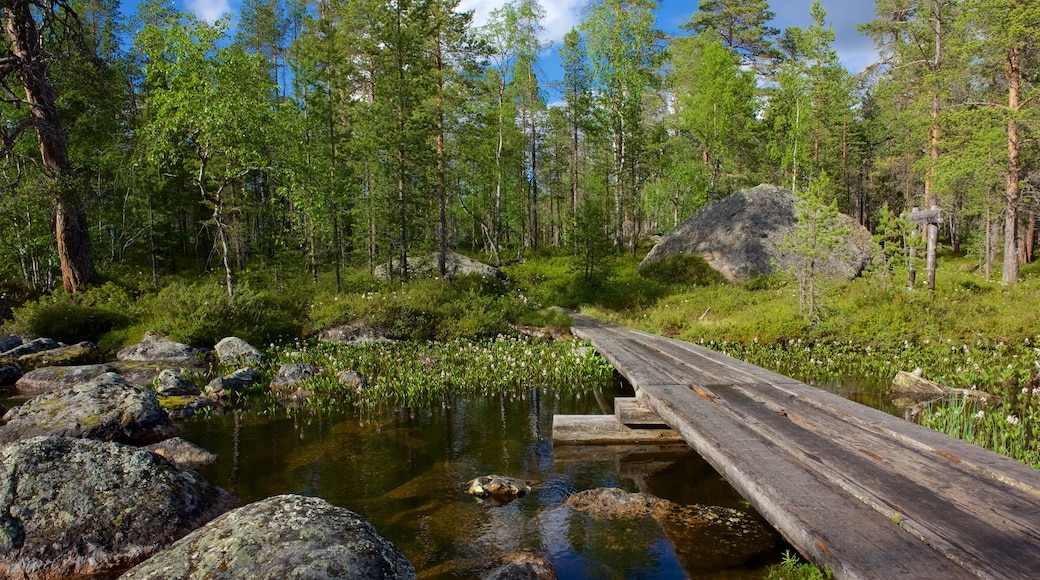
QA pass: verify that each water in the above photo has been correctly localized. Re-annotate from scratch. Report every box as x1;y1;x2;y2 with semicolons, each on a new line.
177;385;783;579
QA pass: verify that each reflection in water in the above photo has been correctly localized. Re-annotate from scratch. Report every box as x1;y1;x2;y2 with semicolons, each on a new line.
179;388;783;579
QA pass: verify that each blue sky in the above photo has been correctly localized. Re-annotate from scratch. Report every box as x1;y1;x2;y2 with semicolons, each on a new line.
123;1;879;73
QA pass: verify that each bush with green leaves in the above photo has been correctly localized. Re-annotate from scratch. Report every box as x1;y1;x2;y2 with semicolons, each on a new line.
5;282;134;345
638;253;725;286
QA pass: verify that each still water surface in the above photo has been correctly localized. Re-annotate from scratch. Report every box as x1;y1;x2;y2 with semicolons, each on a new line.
179;383;787;579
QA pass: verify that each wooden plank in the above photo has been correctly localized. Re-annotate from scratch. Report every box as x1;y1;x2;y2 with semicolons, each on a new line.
567;314;1040;579
614;397;670;427
552;415;684;445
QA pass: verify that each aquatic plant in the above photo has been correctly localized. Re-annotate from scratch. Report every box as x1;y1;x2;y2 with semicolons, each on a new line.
917;388;1040;469
265;335;614;412
766;550;832;580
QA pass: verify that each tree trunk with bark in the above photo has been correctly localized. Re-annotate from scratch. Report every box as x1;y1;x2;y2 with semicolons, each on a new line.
4;1;95;293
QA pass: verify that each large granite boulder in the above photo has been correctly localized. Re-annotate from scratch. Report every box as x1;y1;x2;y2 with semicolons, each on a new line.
374;252;506;281
0;372;180;446
0;436;234;579
13;363;117;396
214;337;264;367
116;332;207;365
121;494;416;580
640;184;873;283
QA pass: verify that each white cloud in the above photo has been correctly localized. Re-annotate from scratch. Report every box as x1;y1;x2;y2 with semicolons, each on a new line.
185;0;232;24
456;0;585;46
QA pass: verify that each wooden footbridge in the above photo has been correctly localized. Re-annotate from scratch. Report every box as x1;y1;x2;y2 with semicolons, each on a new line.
554;315;1040;579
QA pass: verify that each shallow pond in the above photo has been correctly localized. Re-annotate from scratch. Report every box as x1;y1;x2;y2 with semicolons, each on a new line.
178;381;786;579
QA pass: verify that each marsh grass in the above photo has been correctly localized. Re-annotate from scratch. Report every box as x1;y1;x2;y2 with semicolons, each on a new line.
265;335;614;412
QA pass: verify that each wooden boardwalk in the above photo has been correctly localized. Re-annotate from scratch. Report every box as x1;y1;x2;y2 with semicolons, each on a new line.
558;315;1040;579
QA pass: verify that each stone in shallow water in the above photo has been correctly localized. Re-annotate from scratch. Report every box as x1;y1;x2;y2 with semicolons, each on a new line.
121;494;416;580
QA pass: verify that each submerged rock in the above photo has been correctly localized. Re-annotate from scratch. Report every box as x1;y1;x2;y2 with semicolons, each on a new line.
0;372;180;446
13;363;116;396
145;437;219;470
214;336;264;367
0;436;234;579
121;494;416;580
558;488;777;572
484;552;557;580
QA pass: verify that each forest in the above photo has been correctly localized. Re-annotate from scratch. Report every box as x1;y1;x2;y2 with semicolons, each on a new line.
0;0;1037;301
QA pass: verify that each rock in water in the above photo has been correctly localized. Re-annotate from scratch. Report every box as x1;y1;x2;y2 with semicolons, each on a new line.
463;475;532;506
116;332;206;364
0;372;180;446
0;436;234;579
144;437;219;470
121;494;416;580
13;363;116;396
640;184;873;283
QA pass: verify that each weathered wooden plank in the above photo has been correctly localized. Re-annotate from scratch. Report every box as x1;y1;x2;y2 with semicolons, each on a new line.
567;314;1040;579
614;397;670;427
552;415;684;445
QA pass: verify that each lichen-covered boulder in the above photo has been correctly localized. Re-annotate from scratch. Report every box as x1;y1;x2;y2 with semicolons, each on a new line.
214;337;264;367
120;494;416;580
1;338;59;359
144;437;219;470
154;369;201;397
0;436;234;579
116;332;206;364
204;368;260;400
13;363;116;396
373;252;506;281
14;341;102;371
159;395;220;420
640;184;873;283
0;372;180;446
270;363;321;389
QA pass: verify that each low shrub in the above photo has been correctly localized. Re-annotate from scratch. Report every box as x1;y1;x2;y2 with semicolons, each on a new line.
638;254;725;286
4;282;134;344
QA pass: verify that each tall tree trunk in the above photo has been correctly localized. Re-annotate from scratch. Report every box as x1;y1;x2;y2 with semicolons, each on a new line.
1003;46;1022;285
5;0;96;293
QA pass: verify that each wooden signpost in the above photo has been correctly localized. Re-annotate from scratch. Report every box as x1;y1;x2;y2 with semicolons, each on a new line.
907;206;942;291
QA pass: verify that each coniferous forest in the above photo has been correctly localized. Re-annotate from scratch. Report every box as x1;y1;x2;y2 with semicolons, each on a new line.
1;0;1036;299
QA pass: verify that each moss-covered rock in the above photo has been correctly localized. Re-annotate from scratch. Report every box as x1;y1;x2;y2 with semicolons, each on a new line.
0;436;234;579
121;494;415;580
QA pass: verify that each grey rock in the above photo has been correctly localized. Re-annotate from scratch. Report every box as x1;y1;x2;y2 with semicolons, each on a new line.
214;336;264;367
110;360;210;389
484;553;557;580
0;336;22;353
319;325;395;346
0;364;23;386
0;436;233;579
270;363;321;389
640;184;873;283
374;251;506;281
155;369;201;397
1;338;59;359
14;341;102;371
117;332;207;364
13;363;116;396
145;437;219;470
338;369;368;390
205;367;261;400
0;372;180;446
120;494;416;580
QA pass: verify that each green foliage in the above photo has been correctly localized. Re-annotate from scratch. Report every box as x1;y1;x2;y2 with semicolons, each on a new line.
918;390;1040;469
5;282;133;345
638;254;725;286
766;550;832;580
